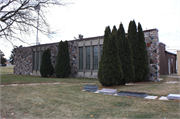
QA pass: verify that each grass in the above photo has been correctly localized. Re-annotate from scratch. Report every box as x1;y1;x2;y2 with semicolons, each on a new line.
1;74;99;85
1;75;180;118
0;65;14;74
160;75;180;82
116;83;180;96
1;83;180;118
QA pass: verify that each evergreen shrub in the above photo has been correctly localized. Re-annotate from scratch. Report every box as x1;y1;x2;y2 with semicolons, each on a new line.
40;48;54;77
55;40;71;78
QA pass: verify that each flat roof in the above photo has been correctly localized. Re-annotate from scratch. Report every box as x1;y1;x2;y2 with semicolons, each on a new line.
20;28;159;48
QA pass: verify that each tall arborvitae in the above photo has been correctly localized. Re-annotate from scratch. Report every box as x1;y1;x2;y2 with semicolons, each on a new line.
111;26;123;85
63;41;71;77
40;48;54;77
128;20;141;82
123;37;135;83
98;26;111;86
112;25;117;34
117;23;134;84
55;41;71;78
116;23;125;84
137;23;149;81
102;26;111;55
128;21;133;40
55;41;64;78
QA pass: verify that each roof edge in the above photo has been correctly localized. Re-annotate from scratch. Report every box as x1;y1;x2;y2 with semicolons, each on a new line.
18;28;158;48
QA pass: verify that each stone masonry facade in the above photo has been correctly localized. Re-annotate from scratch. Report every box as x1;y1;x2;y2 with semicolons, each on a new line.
144;30;159;81
14;47;33;75
14;29;159;81
14;40;78;77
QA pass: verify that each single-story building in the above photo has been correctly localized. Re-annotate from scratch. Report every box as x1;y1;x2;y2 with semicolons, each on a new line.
14;28;162;81
159;42;177;75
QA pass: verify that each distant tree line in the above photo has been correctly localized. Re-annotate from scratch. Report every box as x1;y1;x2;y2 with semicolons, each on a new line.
98;20;149;86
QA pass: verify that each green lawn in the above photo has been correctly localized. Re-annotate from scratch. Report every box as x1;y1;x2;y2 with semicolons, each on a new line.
1;74;99;85
0;65;14;74
1;75;180;118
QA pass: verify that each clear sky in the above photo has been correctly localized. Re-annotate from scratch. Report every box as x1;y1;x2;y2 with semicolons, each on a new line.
1;0;180;59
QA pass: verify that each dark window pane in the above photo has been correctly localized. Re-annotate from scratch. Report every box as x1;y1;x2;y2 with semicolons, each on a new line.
93;46;98;70
36;51;39;70
33;52;36;70
86;46;90;70
38;51;41;70
79;47;83;70
100;45;103;59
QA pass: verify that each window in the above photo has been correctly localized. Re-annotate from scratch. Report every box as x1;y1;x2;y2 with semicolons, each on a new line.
86;46;90;70
33;51;43;71
93;46;98;70
100;45;103;59
36;51;39;70
33;52;36;70
79;47;83;70
38;51;41;70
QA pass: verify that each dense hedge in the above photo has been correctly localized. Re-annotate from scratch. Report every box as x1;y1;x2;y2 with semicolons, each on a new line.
98;21;148;86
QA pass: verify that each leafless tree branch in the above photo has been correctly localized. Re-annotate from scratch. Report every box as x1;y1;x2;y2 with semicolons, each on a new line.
0;0;70;45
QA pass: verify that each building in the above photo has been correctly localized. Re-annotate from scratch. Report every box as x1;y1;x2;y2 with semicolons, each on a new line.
14;28;160;81
177;50;180;76
159;42;177;75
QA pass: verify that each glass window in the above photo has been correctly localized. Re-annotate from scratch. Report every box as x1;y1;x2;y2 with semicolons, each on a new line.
33;52;36;70
100;45;103;59
36;51;40;70
86;46;90;70
33;51;44;71
93;46;98;70
38;51;41;70
79;47;83;70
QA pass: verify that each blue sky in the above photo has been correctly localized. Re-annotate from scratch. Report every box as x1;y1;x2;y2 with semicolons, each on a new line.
1;0;180;59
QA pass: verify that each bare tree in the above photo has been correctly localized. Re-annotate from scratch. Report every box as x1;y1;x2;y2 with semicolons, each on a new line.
0;0;68;46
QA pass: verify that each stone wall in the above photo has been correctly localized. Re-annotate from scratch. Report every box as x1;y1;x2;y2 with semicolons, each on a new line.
68;40;78;77
14;41;78;77
14;47;33;75
14;29;159;81
144;30;159;81
48;41;78;77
